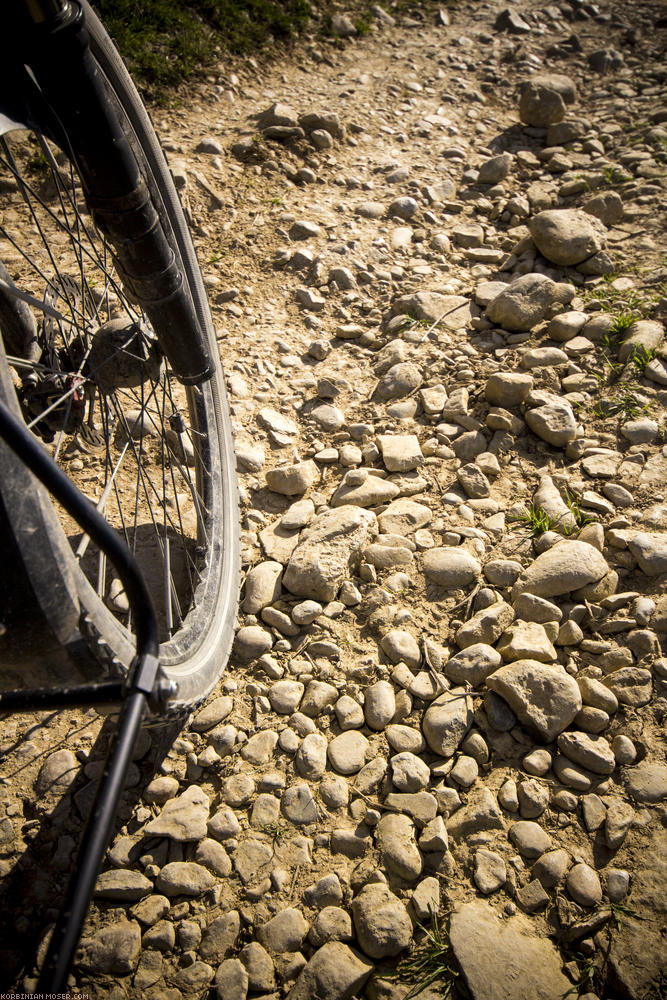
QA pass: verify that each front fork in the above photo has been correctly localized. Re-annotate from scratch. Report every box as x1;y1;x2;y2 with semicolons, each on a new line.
9;0;215;385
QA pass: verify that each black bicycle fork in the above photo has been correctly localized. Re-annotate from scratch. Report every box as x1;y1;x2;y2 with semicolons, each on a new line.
0;393;171;991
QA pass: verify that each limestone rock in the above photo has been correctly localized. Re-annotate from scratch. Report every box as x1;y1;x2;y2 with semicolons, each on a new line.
423;548;481;588
519;83;566;127
78;920;141;976
283;505;377;601
351;883;413;959
266;460;318;496
286;941;373;1000
422;688;473;757
512;541;608;600
376;813;423;881
144;785;209;842
449;901;571;1000
486;660;582;742
529;210;607;267
486;273;573;332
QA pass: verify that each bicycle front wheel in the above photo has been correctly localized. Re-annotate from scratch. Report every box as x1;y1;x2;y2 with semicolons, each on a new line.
0;3;240;708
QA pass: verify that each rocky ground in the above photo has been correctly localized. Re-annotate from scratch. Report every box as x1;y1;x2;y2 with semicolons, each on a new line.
1;0;667;998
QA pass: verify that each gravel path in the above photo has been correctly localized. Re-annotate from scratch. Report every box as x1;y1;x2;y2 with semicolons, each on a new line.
1;2;666;998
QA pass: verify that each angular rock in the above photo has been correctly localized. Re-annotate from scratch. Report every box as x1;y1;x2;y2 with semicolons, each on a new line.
286;941;373;1000
525;399;577;447
422;688;473;758
283;505;377;601
78;920;141;976
376;813;423;881
519;83;566;127
144;785;209;842
557;732;616;775
486;660;582;742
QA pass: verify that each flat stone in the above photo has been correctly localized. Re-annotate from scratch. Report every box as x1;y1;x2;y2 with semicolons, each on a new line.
486;661;582;742
449;901;571;1000
624;761;667;803
282;784;320;824
200;911;241;963
392;292;473;329
516;879;550;913
233;840;273;883
144;786;210;842
78;920;141;976
474;850;507;894
377;499;432;535
378;434;423;472
94;870;153;902
603;667;652;707
214;959;248;1000
331;474;400;508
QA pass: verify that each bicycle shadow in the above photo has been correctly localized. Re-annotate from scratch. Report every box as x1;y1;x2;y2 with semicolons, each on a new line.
0;712;184;988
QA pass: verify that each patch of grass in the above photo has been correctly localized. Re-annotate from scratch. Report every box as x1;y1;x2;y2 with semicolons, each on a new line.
601;164;632;186
263;822;288;843
608;901;641;931
96;0;311;94
509;505;565;536
591;387;649;421
609;310;640;340
562;956;596;998
629;344;656;373
563;490;597;530
386;907;464;1000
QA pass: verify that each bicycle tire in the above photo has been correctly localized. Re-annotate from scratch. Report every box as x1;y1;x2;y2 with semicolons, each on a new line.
0;2;240;708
